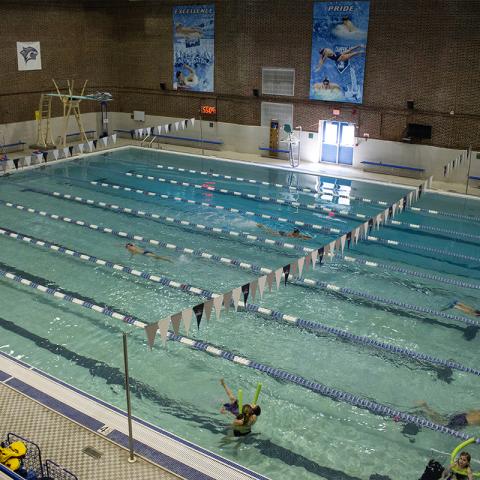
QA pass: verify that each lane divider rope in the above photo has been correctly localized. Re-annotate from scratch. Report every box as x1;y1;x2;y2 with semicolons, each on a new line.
0;264;477;442
366;235;480;264
10;191;480;293
408;206;480;223
122;172;370;221
389;220;480;243
152;163;391;207
0;224;458;378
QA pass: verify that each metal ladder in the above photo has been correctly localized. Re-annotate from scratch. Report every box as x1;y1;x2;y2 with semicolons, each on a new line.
35;94;54;148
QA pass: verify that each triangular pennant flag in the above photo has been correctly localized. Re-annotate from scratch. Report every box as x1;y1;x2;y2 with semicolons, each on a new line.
318;246;325;264
138;128;144;137
304;252;312;272
158;317;170;346
146;127;151;135
241;283;250;304
42;152;48;162
283;264;290;286
375;213;382;230
204;299;214;322
130;130;135;139
311;248;318;268
392;203;397;218
363;221;369;238
427;176;433;189
258;275;267;299
23;156;31;167
266;272;274;292
335;237;342;252
353;227;360;244
249;279;258;303
157;125;162;135
36;153;43;163
93;139;98;149
88;141;94;152
78;143;84;154
175;121;179;131
13;158;19;169
223;291;233;313
68;146;74;156
346;232;352;249
53;150;59;160
340;234;346;254
171;312;182;335
231;287;241;311
384;208;389;223
213;295;223;320
168;124;173;133
181;308;192;335
182;120;187;129
275;268;283;290
145;322;159;349
193;303;204;329
112;134;117;144
297;257;305;278
184;119;188;129
63;147;70;158
190;117;195;127
101;136;108;146
328;240;336;259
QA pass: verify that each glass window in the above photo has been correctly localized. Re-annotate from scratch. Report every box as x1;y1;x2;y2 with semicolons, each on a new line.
324;122;338;145
340;124;355;146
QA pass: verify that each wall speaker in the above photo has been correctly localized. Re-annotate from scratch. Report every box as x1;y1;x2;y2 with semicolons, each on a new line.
406;100;414;110
160;82;166;90
252;88;259;97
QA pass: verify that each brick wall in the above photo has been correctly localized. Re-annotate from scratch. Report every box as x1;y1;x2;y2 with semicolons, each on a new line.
1;0;479;149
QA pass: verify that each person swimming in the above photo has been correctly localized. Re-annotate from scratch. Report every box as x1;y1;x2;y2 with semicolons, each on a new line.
449;301;480;317
125;243;172;262
415;401;480;429
256;223;312;240
220;378;261;437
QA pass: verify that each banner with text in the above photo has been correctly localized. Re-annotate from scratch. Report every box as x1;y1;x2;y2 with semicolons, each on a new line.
173;4;215;92
309;1;370;104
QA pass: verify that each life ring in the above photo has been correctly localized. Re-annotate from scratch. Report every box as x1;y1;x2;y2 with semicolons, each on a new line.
450;437;480;477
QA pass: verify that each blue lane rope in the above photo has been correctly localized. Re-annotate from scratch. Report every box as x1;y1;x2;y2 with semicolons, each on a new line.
18;188;314;255
340;255;480;291
152;163;392;207
389;220;480;243
0;264;476;442
366;235;480;264
408;206;480;223
4;193;480;298
23;188;480;292
123;171;372;220
2;224;479;379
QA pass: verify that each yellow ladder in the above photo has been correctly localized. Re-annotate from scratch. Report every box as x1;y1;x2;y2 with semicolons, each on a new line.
35;94;54;147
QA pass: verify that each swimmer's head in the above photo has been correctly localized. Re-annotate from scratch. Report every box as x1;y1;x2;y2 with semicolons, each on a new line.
253;405;261;416
342;16;350;22
125;242;134;247
293;228;300;234
176;71;182;79
322;78;330;86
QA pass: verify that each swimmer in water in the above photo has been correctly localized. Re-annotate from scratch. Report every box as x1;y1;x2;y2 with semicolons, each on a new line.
125;243;172;262
313;78;342;93
174;23;203;38
256;223;312;240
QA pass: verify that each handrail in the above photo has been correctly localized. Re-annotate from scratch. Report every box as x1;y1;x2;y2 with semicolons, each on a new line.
140;134;151;147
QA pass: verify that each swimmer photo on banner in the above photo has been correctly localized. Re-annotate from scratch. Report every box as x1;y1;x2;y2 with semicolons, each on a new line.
309;1;370;104
172;4;215;93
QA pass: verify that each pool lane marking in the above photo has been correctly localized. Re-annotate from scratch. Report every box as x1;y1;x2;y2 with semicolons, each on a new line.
7;191;480;292
2;221;480;380
122;173;371;221
0;266;476;442
152;164;390;206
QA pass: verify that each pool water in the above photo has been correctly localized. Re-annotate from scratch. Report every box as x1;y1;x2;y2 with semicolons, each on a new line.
0;147;479;480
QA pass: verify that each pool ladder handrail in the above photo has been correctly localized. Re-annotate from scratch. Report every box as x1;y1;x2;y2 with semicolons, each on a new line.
141;133;162;149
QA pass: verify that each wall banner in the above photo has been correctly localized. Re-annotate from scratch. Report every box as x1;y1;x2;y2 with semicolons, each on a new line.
309;2;370;104
173;4;215;92
17;41;42;71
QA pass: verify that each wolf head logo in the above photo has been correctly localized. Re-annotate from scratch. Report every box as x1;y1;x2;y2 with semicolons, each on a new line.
20;46;39;63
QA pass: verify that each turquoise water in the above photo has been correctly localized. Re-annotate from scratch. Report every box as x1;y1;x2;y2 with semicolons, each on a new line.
1;147;479;480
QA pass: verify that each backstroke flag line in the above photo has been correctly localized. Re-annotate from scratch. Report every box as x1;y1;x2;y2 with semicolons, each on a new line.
309;1;370;104
173;4;215;92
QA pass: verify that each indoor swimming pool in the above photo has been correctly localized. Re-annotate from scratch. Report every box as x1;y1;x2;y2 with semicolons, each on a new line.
1;146;479;480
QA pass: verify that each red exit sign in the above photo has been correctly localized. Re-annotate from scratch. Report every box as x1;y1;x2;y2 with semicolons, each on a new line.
201;105;217;115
